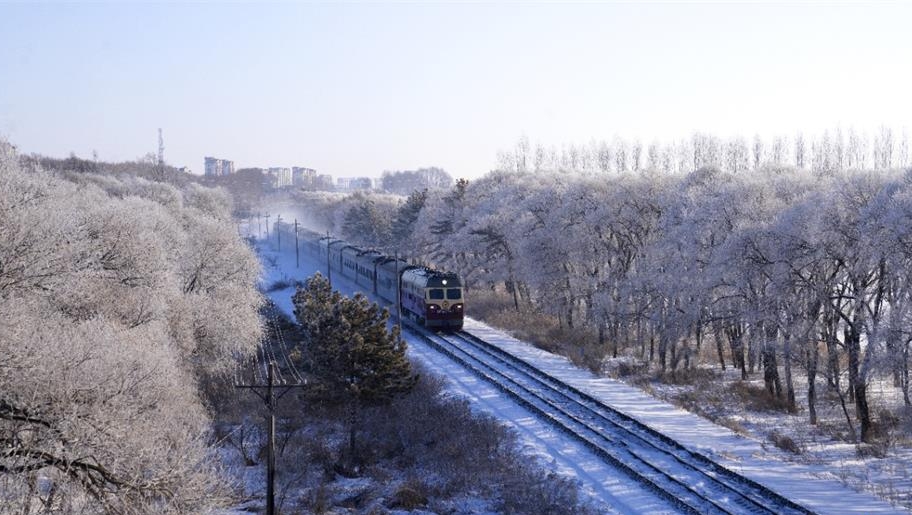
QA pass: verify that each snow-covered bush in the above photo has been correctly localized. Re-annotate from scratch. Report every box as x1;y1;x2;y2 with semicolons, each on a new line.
260;359;595;514
0;139;263;513
183;182;234;221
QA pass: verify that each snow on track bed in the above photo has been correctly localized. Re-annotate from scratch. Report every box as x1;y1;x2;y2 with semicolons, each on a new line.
412;325;814;515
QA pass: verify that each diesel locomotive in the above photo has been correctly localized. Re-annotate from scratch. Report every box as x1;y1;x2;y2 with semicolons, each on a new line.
294;226;464;331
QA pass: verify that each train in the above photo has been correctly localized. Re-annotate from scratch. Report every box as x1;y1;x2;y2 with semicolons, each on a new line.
285;224;464;331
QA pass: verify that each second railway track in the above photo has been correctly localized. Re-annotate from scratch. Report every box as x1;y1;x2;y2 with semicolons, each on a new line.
409;325;816;515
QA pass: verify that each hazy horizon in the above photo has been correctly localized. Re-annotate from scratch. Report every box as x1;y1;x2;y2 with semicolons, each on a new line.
2;2;910;179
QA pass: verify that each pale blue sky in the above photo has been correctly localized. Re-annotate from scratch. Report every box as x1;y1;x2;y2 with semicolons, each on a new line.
1;2;909;179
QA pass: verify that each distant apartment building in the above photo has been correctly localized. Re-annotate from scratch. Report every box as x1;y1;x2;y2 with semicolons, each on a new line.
204;157;235;177
352;177;374;190
315;174;334;190
292;167;317;188
268;167;293;188
337;177;374;191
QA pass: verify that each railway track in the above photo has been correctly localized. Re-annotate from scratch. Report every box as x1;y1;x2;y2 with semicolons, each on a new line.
409;326;816;515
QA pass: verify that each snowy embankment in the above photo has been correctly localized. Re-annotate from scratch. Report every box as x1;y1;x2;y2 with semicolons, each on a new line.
253;228;907;515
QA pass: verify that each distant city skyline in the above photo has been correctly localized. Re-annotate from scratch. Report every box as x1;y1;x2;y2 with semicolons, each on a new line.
1;2;910;180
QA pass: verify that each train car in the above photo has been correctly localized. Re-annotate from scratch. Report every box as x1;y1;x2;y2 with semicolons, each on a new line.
400;267;464;331
297;228;322;250
327;241;351;277
340;245;365;282
354;249;385;292
304;235;322;258
375;257;415;304
269;224;327;268
317;237;341;263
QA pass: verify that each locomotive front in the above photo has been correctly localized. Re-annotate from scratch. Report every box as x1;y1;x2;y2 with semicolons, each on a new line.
400;268;464;331
422;271;464;331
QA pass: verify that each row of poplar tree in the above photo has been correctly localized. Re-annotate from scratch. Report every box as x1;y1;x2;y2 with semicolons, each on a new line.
287;159;912;444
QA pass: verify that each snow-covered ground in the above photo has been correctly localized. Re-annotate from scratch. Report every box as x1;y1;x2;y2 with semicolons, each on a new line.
642;362;912;510
252;226;909;515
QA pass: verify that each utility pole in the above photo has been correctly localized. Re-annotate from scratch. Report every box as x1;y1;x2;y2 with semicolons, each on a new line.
257;212;262;238
155;128;165;181
326;231;332;287
395;251;402;326
294;219;299;268
265;214;271;240
235;361;306;515
276;215;282;251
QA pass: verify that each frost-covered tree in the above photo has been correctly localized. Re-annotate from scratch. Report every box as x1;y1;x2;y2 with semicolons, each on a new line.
381;167;453;195
390;188;428;247
342;198;393;248
0;139;263;513
288;130;912;445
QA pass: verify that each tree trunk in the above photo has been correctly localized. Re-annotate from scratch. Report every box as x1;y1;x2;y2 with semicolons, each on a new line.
348;402;358;464
617;321;625;359
902;342;910;407
783;332;796;413
683;337;692;371
845;324;871;442
807;342;819;425
713;322;726;371
727;323;747;380
659;333;668;374
888;333;902;387
855;382;872;443
762;322;782;399
649;332;655;363
835;384;859;443
637;317;645;360
823;311;840;391
669;337;679;373
747;332;757;375
762;344;780;397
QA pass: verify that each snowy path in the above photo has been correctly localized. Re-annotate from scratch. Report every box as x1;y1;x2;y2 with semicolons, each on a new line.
253;228;909;514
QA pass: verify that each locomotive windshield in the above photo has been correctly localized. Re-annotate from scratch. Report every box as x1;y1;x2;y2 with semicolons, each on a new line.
447;288;462;300
429;289;445;300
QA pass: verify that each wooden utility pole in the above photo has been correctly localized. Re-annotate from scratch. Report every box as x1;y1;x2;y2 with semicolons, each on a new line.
395;251;402;326
235;361;305;515
265;363;276;515
326;231;332;287
276;215;282;251
294;219;299;268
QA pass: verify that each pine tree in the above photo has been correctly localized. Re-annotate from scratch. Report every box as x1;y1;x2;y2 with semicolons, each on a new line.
292;272;341;344
292;273;417;460
391;189;427;245
343;198;392;247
